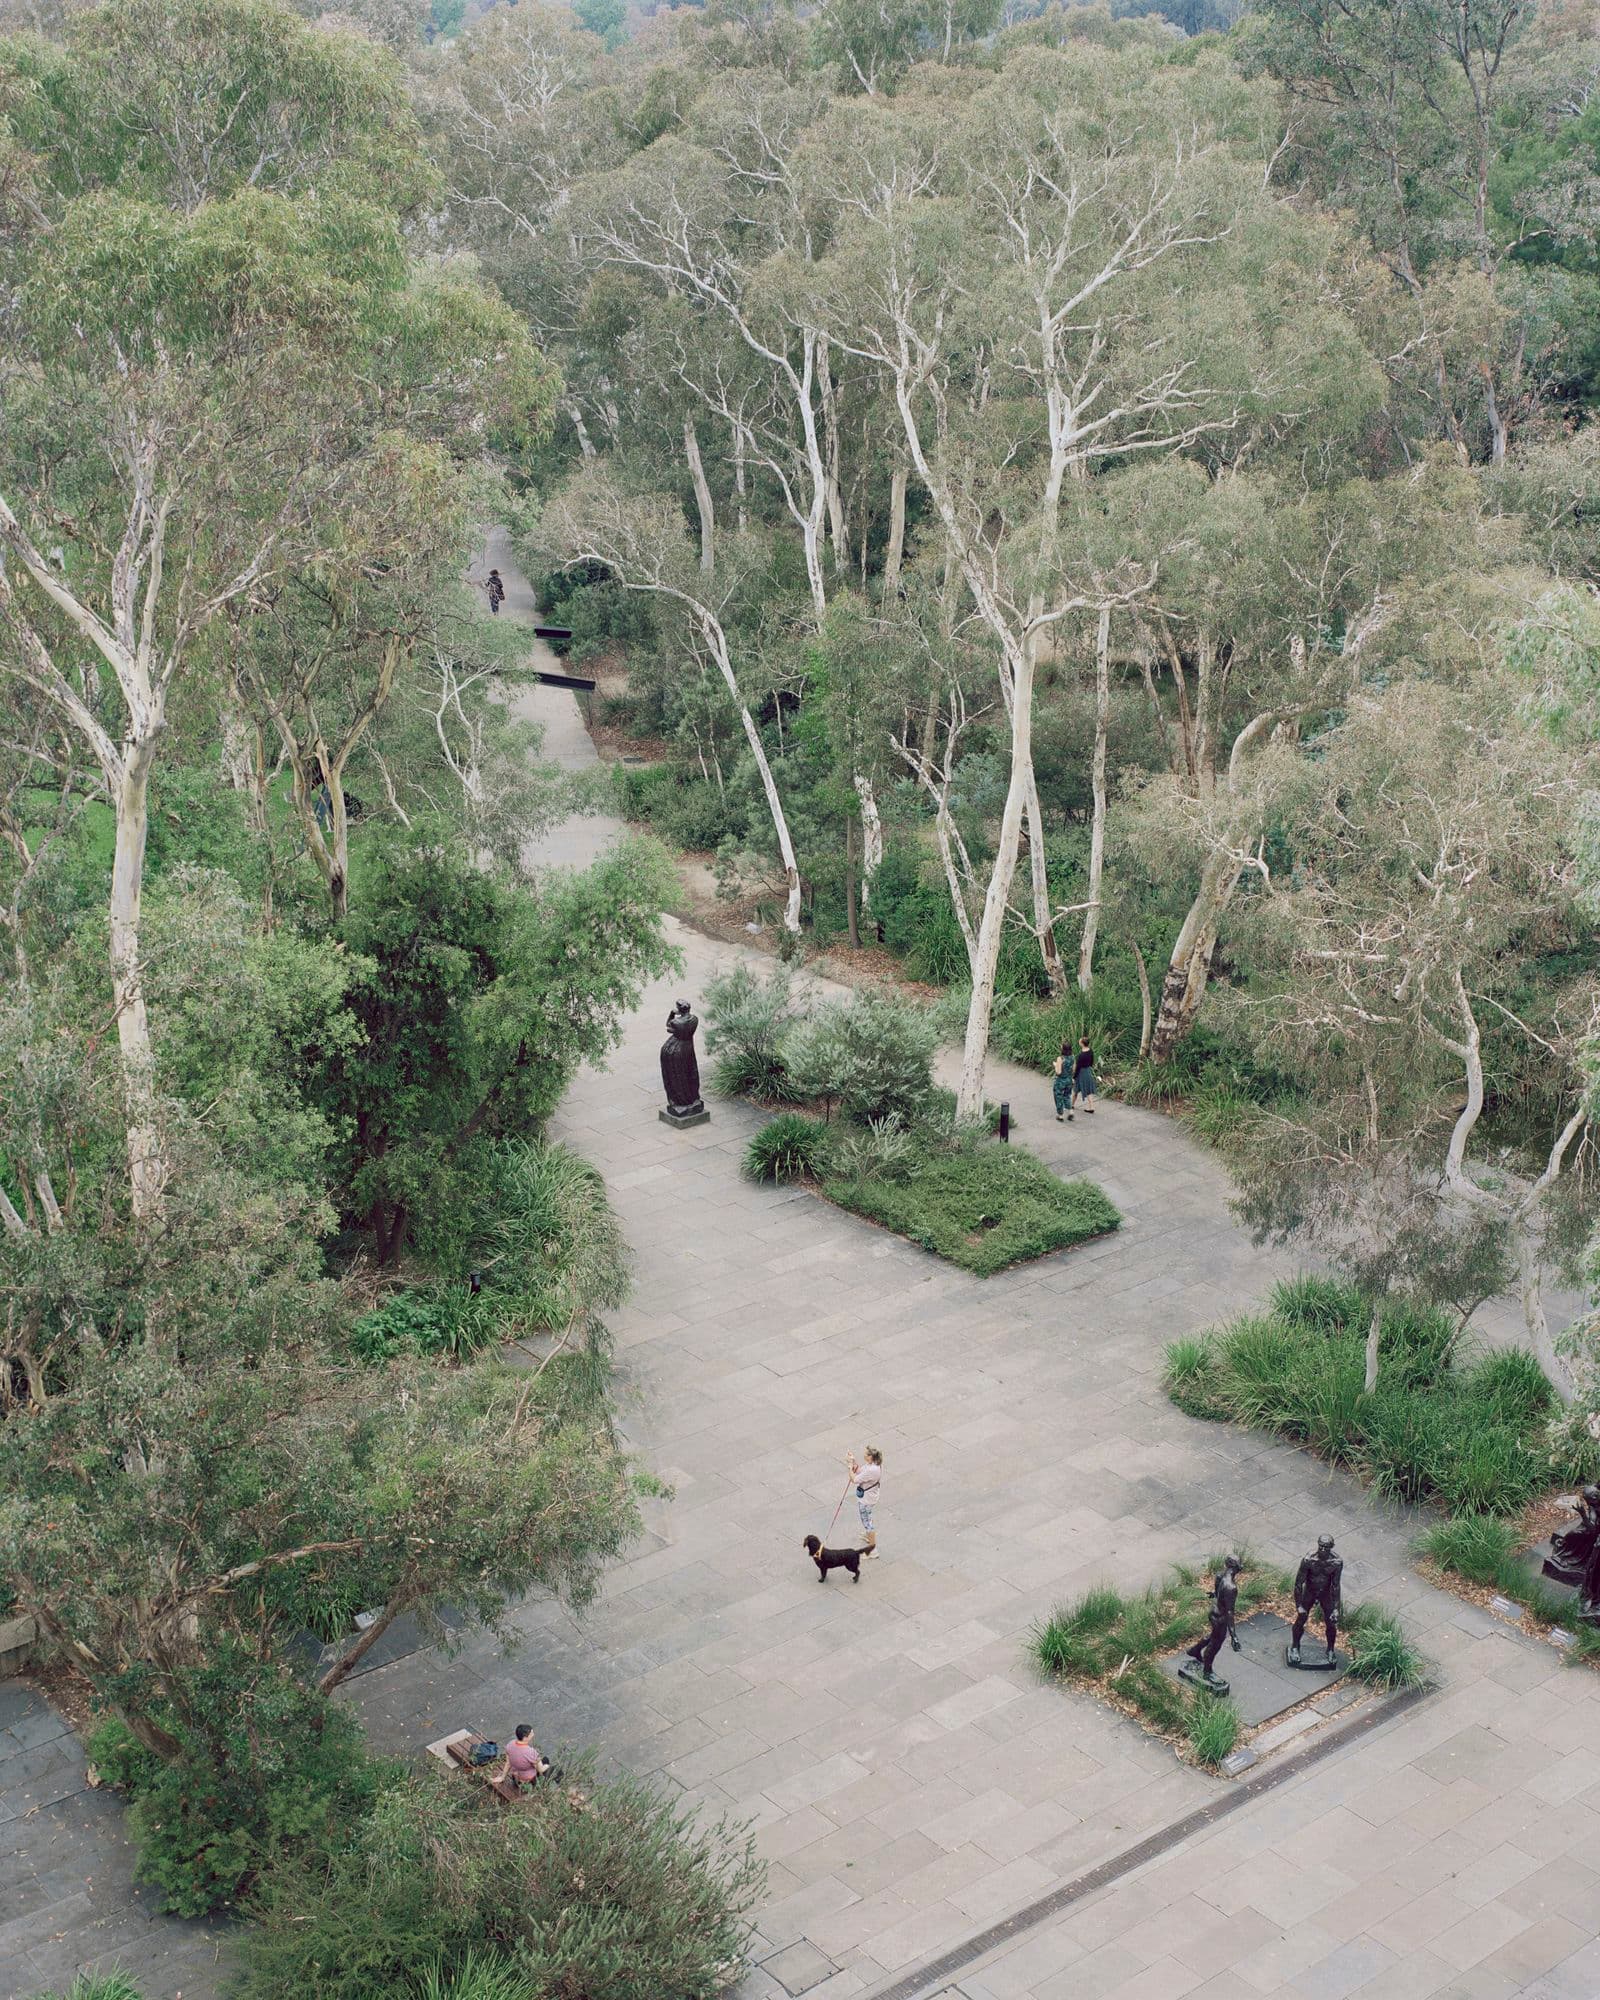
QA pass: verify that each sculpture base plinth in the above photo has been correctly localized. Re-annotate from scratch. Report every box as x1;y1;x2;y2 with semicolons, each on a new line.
659;1105;710;1129
1178;1661;1230;1697
1284;1645;1344;1671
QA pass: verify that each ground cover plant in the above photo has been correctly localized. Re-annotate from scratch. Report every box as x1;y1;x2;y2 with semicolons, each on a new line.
828;1143;1121;1279
232;1760;762;2000
709;966;1120;1274
1164;1277;1576;1516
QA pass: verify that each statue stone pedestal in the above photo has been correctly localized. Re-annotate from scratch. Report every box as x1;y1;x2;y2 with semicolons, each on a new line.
659;1104;710;1129
1284;1644;1345;1671
1178;1660;1230;1697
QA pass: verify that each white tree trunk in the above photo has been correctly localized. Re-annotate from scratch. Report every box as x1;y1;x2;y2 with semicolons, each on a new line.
883;464;907;597
684;417;715;574
1078;604;1111;992
854;772;882;910
1364;1304;1382;1394
1023;775;1066;995
957;659;1036;1118
700;614;802;933
110;747;166;1224
567;401;598;461
818;336;849;574
1132;938;1152;1058
1151;849;1244;1064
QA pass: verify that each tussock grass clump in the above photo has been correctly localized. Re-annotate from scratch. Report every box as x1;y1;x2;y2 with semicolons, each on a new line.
743;1112;833;1183
1164;1284;1555;1518
1344;1604;1428;1690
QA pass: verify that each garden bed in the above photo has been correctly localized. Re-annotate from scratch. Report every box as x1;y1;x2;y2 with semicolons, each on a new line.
1416;1508;1600;1665
1030;1559;1425;1772
1163;1277;1576;1516
824;1143;1120;1277
711;963;1120;1277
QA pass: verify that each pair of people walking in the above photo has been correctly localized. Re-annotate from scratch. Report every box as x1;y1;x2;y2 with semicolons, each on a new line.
1051;1037;1096;1123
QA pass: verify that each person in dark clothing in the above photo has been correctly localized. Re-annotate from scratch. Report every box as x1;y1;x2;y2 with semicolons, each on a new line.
1072;1036;1096;1113
486;568;505;614
1051;1041;1074;1123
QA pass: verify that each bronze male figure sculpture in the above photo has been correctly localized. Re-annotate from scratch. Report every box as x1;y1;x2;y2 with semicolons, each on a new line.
1287;1534;1343;1667
1180;1555;1243;1695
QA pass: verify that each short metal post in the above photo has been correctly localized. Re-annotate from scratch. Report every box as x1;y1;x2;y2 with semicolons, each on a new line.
999;1101;1010;1143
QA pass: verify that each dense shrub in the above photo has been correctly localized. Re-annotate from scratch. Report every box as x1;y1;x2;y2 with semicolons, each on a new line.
88;1683;385;1916
351;1287;495;1363
610;765;743;851
744;1113;833;1182
828;1144;1119;1276
786;989;937;1126
234;1762;763;2000
703;963;801;1099
830;1117;917;1186
1165;1287;1559;1517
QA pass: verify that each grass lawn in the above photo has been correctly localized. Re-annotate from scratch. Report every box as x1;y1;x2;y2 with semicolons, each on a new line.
825;1142;1120;1277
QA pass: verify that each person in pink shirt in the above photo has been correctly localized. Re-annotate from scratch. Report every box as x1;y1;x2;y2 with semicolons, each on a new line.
499;1723;548;1791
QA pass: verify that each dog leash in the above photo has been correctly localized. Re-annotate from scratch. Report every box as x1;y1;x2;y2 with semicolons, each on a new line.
823;1473;855;1542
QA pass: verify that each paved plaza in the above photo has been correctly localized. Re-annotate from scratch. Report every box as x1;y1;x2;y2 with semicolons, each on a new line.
4;541;1599;1998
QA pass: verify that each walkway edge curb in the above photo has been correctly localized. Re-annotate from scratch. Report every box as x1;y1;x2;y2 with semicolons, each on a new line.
855;1680;1434;2000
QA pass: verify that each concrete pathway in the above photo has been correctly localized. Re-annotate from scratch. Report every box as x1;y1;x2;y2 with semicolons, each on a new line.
341;542;1600;1999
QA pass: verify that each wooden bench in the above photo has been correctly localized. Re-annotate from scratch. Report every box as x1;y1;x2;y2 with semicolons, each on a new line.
425;1728;519;1803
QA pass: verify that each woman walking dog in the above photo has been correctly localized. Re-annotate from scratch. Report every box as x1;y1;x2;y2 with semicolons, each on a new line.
849;1446;883;1557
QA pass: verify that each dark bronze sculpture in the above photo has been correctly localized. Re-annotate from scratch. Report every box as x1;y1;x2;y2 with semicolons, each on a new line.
1180;1555;1243;1695
659;1000;708;1127
1543;1485;1600;1622
1286;1534;1344;1667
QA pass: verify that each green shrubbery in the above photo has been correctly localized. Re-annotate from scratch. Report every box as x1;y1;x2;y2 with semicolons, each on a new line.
1414;1516;1600;1660
1343;1603;1428;1689
88;1685;386;1917
610;763;744;852
233;1762;762;2000
829;1144;1120;1278
1164;1279;1564;1515
744;1113;834;1183
709;965;1119;1272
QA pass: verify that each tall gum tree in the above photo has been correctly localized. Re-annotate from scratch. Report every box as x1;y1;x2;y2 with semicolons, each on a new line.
0;9;554;1216
547;471;807;931
803;49;1337;1112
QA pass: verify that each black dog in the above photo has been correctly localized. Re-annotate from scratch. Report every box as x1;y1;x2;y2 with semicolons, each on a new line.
803;1534;867;1582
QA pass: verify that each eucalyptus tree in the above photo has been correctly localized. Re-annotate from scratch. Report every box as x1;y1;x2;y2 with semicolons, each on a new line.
548;468;809;929
1242;0;1600;462
802;46;1365;1110
1224;666;1596;1395
0;0;553;1217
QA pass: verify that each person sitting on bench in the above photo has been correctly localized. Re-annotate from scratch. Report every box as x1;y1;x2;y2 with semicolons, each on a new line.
499;1723;549;1791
